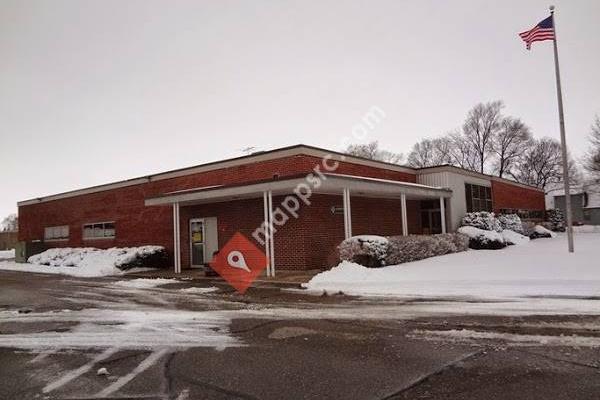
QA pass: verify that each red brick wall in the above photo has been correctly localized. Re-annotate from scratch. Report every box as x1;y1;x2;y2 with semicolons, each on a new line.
18;154;416;270
154;194;421;270
491;180;545;212
301;195;421;269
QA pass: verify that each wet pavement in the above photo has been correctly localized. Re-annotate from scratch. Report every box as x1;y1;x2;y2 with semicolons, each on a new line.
1;270;599;399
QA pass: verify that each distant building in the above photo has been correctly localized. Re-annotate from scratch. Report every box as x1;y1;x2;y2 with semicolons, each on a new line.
546;181;600;225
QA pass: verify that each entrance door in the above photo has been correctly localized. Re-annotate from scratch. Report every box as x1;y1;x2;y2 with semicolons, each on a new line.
430;210;442;234
190;219;205;267
420;209;442;234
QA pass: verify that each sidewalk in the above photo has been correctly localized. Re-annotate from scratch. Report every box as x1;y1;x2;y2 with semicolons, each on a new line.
126;268;322;288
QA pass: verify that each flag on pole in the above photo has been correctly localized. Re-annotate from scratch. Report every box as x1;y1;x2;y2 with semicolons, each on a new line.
518;15;555;50
518;6;575;253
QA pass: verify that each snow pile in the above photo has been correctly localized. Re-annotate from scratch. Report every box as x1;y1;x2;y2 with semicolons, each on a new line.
304;232;600;299
28;246;164;269
501;229;530;245
534;225;557;238
0;246;164;277
113;278;177;289
0;249;15;260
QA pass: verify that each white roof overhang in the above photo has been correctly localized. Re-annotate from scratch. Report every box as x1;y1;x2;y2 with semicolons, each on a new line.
145;173;452;207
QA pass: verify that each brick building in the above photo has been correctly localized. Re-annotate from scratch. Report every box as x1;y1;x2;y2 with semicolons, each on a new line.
18;145;545;274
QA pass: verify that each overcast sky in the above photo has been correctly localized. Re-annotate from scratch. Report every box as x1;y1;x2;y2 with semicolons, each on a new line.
1;0;599;218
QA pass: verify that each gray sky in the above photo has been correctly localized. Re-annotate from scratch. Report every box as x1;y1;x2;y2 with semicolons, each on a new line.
1;0;599;218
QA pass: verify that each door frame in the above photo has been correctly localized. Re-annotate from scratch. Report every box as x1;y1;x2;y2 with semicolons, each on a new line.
189;218;205;268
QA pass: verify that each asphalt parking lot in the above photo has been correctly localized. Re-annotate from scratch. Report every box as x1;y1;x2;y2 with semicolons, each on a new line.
1;270;599;400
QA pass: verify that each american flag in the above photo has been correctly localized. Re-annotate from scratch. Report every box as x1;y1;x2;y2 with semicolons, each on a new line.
519;15;555;50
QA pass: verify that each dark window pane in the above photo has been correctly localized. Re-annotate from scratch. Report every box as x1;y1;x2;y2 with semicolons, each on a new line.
465;184;473;212
104;222;115;237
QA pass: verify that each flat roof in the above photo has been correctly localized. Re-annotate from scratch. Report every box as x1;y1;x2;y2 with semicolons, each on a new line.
18;143;542;206
18;144;416;206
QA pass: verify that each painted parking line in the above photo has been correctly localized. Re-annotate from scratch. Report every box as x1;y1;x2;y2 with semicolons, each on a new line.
43;347;118;393
29;349;56;363
95;347;170;398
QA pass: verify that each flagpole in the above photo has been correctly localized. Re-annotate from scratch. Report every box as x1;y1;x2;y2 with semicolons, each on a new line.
550;5;574;252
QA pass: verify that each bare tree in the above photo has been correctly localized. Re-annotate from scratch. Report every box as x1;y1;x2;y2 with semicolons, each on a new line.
584;116;600;176
461;100;504;173
510;137;578;191
447;130;479;171
0;214;18;232
492;117;532;178
345;141;404;164
406;137;452;167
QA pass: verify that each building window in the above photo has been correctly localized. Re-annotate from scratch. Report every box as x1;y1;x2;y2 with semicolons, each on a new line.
465;183;492;212
83;222;116;239
44;225;69;241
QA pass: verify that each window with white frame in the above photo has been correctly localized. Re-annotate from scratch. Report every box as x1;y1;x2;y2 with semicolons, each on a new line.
44;225;69;241
83;222;116;239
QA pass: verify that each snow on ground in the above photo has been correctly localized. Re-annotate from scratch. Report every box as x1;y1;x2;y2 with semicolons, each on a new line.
112;278;178;289
0;260;152;278
501;229;530;245
409;329;600;347
574;225;600;233
0;246;162;277
179;286;219;294
304;233;600;299
0;249;14;260
0;308;241;350
534;225;556;237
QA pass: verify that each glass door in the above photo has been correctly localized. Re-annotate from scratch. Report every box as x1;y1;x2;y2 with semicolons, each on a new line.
430;211;442;234
189;219;205;267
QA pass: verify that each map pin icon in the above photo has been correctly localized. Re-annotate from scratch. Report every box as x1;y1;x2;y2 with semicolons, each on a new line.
227;251;251;272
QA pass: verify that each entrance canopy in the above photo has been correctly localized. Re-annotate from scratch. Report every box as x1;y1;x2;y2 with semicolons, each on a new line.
145;173;452;276
145;173;451;207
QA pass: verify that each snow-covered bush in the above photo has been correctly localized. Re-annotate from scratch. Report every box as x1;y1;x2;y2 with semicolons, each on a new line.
460;212;502;232
436;233;470;253
457;226;506;250
385;235;438;265
498;214;523;234
530;225;557;239
501;229;530;246
384;233;468;265
449;232;470;252
28;246;168;271
545;208;566;232
338;235;389;268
